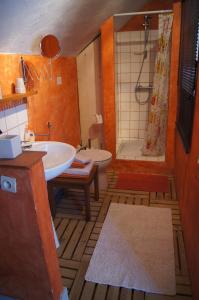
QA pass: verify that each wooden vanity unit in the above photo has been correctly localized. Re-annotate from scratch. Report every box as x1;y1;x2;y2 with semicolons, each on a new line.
0;151;63;299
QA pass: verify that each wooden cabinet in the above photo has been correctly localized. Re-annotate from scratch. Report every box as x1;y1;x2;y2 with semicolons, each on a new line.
0;151;62;299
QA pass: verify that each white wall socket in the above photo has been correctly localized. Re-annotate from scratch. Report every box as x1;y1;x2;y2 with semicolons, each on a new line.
1;176;17;193
56;76;62;85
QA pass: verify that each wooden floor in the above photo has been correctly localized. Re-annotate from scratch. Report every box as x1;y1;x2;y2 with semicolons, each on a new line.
54;170;192;300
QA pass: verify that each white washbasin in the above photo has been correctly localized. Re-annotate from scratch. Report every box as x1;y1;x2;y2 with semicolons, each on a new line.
28;141;76;181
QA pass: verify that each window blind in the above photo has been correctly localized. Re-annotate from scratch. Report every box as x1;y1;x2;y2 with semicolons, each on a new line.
177;0;199;153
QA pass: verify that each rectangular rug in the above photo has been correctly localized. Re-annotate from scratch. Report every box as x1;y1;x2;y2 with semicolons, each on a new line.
85;203;176;295
115;173;169;192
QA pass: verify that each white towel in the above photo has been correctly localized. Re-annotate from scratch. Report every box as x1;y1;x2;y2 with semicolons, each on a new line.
63;160;94;176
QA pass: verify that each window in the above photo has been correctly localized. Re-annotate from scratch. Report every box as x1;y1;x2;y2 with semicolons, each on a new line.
177;0;199;153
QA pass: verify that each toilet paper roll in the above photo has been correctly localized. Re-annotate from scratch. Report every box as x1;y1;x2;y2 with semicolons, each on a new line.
95;114;103;124
15;77;26;94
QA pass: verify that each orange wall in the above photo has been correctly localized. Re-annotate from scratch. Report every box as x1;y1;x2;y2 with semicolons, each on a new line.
166;1;181;171
175;66;199;300
0;54;81;146
101;1;181;174
101;17;116;160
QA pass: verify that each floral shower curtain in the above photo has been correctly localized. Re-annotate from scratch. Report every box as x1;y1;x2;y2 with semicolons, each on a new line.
142;14;173;156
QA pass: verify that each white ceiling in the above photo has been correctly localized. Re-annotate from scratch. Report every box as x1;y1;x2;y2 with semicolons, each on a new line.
0;0;150;56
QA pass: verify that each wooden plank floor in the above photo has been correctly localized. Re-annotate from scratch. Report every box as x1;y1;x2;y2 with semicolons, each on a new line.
54;170;192;300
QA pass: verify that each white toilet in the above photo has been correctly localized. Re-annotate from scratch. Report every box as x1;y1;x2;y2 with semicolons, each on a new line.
79;149;112;190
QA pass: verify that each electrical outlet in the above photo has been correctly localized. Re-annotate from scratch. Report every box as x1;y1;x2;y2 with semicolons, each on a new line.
56;76;62;85
1;176;17;193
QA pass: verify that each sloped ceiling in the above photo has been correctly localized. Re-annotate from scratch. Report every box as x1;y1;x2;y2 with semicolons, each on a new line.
0;0;150;56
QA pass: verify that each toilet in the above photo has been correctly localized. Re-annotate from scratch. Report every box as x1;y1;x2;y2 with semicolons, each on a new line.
79;149;112;190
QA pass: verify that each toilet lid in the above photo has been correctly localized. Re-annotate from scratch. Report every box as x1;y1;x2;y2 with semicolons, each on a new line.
80;149;112;162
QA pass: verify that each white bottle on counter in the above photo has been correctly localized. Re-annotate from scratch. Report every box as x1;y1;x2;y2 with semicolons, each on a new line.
24;126;35;142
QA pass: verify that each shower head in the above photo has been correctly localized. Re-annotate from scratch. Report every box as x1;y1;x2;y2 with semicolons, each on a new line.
142;15;152;58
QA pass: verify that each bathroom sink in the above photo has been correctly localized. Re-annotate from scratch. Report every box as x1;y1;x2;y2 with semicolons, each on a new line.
27;141;76;181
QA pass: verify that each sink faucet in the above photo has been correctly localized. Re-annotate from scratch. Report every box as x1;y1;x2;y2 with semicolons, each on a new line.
76;144;87;153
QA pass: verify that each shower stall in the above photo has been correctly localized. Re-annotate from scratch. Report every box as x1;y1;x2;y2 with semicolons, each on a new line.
114;10;173;161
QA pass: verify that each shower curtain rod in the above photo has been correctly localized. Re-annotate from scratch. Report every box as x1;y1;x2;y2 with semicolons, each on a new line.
114;9;173;17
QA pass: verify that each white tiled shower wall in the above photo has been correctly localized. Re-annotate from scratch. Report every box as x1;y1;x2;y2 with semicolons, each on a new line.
0;104;28;140
115;30;158;153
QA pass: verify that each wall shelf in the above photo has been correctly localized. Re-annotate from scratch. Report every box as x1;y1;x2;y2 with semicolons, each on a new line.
0;90;37;112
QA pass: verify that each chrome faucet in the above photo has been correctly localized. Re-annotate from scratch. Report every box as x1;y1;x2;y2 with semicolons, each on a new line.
76;144;87;153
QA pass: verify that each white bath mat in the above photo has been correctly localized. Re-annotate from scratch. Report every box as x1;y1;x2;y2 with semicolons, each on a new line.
85;203;176;295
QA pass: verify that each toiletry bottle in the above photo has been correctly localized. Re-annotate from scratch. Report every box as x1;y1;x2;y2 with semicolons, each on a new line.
24;126;35;143
29;131;35;142
24;126;30;142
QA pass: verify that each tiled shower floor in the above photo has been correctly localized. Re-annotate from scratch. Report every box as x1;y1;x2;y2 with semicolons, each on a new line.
116;140;165;161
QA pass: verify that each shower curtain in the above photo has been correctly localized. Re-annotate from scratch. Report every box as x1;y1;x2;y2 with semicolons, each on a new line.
142;14;173;156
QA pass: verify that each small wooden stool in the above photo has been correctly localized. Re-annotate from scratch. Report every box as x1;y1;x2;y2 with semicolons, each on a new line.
47;165;99;221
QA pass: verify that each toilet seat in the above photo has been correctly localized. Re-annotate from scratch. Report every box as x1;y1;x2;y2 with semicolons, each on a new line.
80;149;112;163
80;149;112;190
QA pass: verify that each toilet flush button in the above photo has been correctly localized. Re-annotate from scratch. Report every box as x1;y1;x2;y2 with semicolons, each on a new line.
1;176;17;193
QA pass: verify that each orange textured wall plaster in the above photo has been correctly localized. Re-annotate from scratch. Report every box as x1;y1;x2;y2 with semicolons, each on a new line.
0;54;81;147
101;17;116;159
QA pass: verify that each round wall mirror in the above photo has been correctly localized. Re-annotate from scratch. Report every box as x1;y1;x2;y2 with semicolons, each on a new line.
40;34;61;59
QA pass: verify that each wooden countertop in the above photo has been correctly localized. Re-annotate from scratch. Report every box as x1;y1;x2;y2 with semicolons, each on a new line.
0;151;46;169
